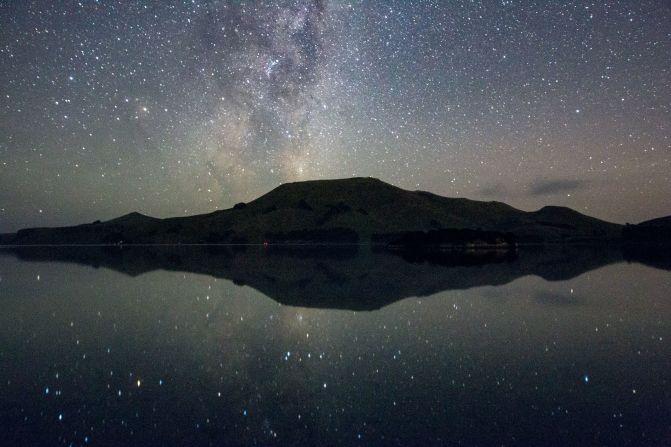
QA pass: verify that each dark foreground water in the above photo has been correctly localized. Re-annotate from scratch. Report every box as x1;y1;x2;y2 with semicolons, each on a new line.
0;246;669;446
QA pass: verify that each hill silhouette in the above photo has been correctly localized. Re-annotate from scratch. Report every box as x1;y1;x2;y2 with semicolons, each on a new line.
621;215;671;268
638;215;671;227
1;177;623;245
622;214;671;246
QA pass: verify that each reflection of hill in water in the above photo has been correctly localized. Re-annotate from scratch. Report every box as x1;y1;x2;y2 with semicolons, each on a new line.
0;245;636;310
622;244;671;271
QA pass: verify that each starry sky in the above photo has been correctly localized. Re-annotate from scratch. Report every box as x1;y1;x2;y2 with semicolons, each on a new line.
1;0;669;232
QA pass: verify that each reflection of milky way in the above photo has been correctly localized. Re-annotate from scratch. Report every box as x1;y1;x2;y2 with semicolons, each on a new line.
1;256;671;445
1;1;670;231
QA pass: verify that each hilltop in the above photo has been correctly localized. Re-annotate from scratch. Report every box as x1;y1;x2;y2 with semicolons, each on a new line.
1;177;623;245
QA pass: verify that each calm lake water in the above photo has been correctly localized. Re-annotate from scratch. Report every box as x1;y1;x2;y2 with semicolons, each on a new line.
0;246;669;446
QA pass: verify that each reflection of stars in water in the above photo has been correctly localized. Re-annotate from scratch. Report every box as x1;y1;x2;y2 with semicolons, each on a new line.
3;256;671;445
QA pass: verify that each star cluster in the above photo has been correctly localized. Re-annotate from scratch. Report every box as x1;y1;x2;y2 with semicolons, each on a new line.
1;1;669;231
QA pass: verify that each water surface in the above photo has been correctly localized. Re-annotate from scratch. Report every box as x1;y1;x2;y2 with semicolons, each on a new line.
0;246;669;446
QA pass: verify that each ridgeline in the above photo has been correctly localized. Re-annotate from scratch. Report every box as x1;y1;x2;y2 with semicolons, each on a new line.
0;177;638;246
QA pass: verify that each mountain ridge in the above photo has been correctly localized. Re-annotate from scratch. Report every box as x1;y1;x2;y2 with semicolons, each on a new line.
0;177;627;245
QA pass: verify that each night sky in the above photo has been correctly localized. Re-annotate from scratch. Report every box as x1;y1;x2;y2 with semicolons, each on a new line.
1;1;669;233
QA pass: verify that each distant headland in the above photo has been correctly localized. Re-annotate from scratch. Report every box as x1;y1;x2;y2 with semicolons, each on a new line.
0;177;668;247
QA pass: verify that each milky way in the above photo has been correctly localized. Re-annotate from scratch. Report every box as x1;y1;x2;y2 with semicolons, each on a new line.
1;1;670;231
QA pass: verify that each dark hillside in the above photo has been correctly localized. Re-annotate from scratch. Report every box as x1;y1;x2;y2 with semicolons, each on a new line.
2;177;622;245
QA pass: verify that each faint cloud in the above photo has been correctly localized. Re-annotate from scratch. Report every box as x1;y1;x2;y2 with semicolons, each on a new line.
528;178;588;196
477;182;512;199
